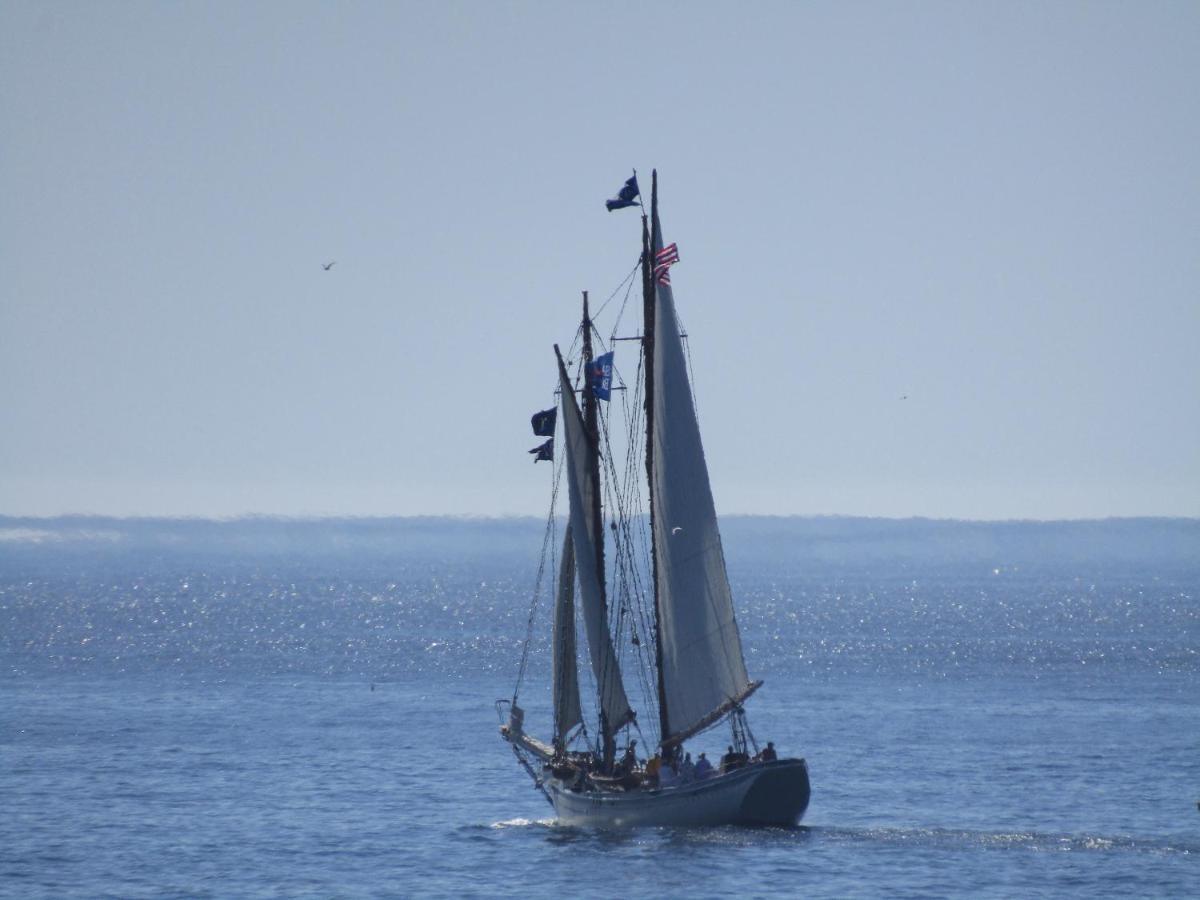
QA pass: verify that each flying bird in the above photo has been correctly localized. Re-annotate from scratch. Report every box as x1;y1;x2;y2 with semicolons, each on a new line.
322;261;337;271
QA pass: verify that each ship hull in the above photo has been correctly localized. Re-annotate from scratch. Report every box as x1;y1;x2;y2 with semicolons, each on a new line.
549;758;810;828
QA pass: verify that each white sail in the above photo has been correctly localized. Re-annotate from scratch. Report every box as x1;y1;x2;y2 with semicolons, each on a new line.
558;362;634;732
552;526;582;745
650;213;754;744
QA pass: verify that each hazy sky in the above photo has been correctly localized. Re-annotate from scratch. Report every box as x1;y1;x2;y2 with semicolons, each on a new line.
2;1;1197;519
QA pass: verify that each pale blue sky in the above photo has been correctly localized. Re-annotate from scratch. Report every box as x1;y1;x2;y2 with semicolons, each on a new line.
2;1;1197;519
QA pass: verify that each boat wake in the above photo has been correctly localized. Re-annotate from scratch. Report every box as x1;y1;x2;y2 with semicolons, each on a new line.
488;817;557;830
806;825;1196;857
475;818;1194;858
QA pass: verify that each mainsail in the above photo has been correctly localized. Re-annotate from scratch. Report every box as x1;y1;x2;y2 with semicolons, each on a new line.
556;352;634;734
551;527;582;746
648;177;756;745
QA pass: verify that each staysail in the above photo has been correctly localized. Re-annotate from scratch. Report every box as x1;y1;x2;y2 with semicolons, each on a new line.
556;351;635;734
551;526;582;747
648;176;756;746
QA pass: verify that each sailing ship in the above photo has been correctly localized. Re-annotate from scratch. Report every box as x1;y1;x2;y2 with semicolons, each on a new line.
498;171;810;827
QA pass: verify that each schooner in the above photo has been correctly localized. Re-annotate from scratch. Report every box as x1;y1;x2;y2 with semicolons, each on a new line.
498;171;810;827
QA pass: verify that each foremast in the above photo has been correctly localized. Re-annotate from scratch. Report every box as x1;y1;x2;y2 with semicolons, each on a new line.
579;293;618;772
555;311;633;772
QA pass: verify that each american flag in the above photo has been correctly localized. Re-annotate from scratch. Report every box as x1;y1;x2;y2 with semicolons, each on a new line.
654;242;680;285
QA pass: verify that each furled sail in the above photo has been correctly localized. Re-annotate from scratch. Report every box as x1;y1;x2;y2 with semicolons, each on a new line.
557;357;635;732
552;526;582;746
649;201;755;745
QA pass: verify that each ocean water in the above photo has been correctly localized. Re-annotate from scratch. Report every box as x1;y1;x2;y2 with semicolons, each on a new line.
2;519;1198;898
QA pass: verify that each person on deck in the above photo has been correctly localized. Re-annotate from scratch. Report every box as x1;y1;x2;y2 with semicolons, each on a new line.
617;740;638;776
760;741;777;762
644;751;662;786
694;752;713;780
721;745;748;772
680;751;696;783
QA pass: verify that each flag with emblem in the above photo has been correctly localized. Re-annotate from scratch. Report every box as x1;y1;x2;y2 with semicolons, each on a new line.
588;351;614;401
605;174;640;212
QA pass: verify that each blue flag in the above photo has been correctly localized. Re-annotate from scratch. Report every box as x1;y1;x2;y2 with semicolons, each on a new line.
529;439;553;462
589;351;614;401
605;175;640;212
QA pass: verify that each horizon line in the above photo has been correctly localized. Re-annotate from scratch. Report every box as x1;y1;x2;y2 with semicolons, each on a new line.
2;512;1197;526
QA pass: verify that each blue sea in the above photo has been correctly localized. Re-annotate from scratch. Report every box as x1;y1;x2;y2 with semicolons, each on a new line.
2;517;1197;898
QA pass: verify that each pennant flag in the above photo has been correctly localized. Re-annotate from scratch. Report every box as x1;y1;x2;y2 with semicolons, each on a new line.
529;438;554;462
589;351;614;401
605;175;640;212
531;407;557;437
654;242;679;285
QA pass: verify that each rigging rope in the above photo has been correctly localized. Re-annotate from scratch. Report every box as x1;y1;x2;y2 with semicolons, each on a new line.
676;309;701;421
525;260;673;752
592;260;640;326
517;257;758;759
512;436;563;703
594;333;662;749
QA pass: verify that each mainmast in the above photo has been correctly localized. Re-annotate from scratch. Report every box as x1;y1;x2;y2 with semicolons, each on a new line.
643;172;670;749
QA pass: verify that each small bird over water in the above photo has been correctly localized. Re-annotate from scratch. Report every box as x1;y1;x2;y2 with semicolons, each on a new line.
322;261;336;271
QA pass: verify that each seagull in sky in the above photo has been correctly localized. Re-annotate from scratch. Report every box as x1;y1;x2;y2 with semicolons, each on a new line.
322;261;337;271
